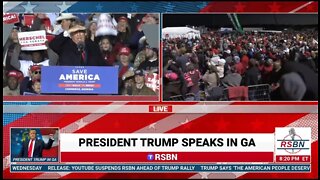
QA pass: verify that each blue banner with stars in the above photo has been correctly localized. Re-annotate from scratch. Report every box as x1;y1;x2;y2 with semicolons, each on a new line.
4;1;210;13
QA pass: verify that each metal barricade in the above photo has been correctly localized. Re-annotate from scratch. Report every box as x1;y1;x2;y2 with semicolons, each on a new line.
169;93;196;101
247;84;271;101
220;88;229;101
185;93;196;101
208;84;271;101
169;84;271;101
169;95;184;101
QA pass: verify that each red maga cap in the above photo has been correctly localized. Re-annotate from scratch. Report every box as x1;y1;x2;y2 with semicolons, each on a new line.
7;70;23;79
119;47;131;56
30;65;42;72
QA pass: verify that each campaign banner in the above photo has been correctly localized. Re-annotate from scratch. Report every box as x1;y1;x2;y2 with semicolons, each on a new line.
3;13;20;24
145;73;159;93
17;30;47;51
23;14;35;28
96;13;118;37
41;66;118;94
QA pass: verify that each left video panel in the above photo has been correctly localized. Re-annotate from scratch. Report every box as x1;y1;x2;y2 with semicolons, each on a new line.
3;13;160;101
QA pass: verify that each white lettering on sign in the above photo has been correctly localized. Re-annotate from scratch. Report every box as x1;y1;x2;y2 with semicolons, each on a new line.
59;74;100;81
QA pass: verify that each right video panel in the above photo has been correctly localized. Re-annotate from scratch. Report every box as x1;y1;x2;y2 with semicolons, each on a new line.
162;14;318;101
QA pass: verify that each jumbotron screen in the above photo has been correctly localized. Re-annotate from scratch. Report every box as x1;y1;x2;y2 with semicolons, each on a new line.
3;1;318;179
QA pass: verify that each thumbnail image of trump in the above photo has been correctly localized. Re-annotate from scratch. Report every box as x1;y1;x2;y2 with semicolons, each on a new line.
11;128;59;158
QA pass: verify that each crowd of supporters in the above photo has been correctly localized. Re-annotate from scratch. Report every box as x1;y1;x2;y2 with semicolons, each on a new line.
163;27;318;101
3;13;159;96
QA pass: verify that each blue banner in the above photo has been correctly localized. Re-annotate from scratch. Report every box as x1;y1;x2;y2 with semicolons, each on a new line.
10;164;311;172
41;66;118;94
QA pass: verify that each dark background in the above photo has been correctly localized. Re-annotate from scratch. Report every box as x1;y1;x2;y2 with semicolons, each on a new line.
163;14;318;29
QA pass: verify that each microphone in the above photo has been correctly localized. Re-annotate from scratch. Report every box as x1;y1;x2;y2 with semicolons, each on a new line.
289;128;296;153
77;41;85;52
289;128;296;141
77;41;85;65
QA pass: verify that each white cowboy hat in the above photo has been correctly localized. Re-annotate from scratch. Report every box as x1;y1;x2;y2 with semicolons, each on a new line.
68;25;86;34
56;13;77;23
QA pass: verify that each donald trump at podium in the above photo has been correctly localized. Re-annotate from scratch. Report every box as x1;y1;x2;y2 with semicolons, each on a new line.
18;129;54;158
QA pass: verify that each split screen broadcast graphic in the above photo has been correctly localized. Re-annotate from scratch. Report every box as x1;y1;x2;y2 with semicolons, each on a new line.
3;3;318;178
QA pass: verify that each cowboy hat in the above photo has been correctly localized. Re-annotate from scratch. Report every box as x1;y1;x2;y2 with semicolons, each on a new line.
68;25;86;34
56;13;77;23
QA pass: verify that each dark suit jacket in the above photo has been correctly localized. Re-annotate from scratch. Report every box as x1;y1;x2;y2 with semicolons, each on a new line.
49;33;105;66
243;66;260;86
18;139;54;158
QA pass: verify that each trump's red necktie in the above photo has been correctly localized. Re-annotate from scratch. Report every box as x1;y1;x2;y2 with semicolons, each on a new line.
81;51;86;65
28;140;34;157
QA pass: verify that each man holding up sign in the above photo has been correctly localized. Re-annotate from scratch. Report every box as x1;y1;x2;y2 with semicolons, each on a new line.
11;32;58;78
17;30;48;51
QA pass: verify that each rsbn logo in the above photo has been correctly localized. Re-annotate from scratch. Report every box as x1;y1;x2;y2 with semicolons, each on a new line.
277;128;309;154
